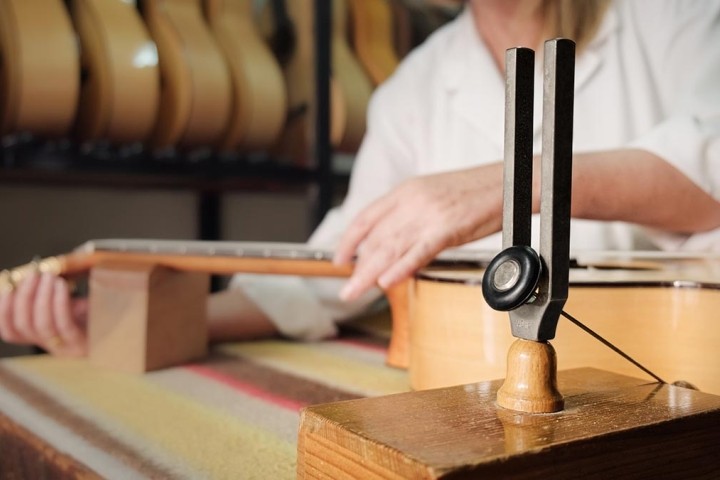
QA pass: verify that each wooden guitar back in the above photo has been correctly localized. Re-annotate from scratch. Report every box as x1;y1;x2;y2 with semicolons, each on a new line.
268;0;320;165
270;0;371;164
389;0;414;59
349;0;400;86
205;0;287;151
143;0;231;149
331;0;373;153
408;258;720;395
0;0;79;137
71;0;160;144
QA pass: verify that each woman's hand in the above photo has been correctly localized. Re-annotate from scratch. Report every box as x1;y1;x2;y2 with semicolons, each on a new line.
334;149;720;303
334;163;506;301
0;272;88;357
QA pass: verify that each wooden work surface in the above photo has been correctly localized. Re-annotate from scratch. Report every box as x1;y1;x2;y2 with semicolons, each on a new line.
298;368;720;479
0;318;404;479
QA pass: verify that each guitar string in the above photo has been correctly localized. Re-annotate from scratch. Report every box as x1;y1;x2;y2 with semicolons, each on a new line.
560;310;666;384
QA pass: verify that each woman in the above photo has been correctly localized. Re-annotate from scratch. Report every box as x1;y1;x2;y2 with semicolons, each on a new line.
333;0;720;301
2;0;719;354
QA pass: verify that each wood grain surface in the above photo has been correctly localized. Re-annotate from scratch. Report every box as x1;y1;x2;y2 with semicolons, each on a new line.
298;367;720;479
0;0;79;137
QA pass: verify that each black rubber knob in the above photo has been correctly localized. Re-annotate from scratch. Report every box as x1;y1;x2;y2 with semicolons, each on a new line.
482;245;542;311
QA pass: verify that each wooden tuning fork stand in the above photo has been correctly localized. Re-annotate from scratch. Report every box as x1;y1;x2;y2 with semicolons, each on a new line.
88;262;209;373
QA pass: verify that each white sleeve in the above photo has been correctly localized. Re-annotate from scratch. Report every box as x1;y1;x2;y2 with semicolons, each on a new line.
229;67;420;339
626;0;720;251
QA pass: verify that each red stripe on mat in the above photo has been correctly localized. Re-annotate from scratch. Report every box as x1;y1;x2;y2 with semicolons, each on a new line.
333;338;388;353
184;365;305;412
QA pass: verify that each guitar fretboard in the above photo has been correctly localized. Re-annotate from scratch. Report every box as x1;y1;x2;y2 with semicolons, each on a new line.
80;238;496;266
81;239;336;261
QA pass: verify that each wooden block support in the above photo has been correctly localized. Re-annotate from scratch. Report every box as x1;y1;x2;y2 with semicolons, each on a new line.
88;262;209;373
297;368;720;479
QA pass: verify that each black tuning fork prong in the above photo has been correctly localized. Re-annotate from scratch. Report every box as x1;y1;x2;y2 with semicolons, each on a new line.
502;46;535;251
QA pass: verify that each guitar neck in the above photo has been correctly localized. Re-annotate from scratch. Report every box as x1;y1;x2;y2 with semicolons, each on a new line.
28;239;345;280
0;238;494;294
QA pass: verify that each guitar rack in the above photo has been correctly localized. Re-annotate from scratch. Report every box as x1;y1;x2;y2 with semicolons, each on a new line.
0;0;339;241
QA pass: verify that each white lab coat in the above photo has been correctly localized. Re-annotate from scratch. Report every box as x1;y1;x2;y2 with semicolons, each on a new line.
232;0;720;340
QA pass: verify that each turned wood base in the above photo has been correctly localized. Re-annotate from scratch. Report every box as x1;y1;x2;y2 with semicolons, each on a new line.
297;368;720;479
497;339;564;413
88;262;209;373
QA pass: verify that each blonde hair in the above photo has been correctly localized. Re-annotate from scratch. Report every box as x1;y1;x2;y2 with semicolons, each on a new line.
545;0;612;53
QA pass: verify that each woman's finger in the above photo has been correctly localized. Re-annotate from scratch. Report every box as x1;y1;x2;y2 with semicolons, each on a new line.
52;278;87;356
334;194;398;266
0;289;19;343
339;222;416;301
12;272;41;341
340;253;395;301
377;234;446;290
72;297;89;329
33;273;58;345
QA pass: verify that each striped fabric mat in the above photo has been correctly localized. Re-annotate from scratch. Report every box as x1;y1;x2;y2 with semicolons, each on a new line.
0;316;410;479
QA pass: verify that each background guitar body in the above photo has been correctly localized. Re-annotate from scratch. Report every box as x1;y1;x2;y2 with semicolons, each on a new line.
388;0;463;59
268;0;321;165
389;0;414;59
205;0;287;152
348;0;400;86
143;0;231;149
331;0;373;153
269;0;369;165
0;0;79;138
408;256;720;395
71;0;160;144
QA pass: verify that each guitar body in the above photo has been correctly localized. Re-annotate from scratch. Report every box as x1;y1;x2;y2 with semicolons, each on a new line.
142;0;231;149
348;0;400;86
204;0;287;151
331;0;373;153
0;0;79;137
408;255;720;395
270;0;370;164
389;0;414;59
269;0;319;165
71;0;160;144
